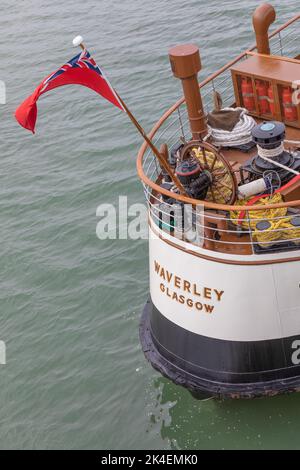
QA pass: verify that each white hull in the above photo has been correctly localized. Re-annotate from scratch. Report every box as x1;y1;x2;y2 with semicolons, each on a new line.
139;220;300;398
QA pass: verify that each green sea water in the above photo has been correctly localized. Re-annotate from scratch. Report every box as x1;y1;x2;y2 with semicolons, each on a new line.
1;0;300;450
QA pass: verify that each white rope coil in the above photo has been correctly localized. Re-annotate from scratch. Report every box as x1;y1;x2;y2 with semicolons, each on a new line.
257;142;285;159
207;108;256;147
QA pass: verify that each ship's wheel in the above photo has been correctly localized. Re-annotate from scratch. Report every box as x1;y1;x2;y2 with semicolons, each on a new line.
180;141;237;205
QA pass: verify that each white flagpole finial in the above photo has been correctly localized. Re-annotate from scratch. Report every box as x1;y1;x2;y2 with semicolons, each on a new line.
73;36;84;48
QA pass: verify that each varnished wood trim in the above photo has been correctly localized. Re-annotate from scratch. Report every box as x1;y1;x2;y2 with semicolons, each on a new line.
247;51;300;65
149;219;300;266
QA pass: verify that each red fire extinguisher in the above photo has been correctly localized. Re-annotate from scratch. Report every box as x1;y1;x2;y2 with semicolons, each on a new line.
256;80;270;115
282;86;298;122
241;77;255;112
267;84;275;116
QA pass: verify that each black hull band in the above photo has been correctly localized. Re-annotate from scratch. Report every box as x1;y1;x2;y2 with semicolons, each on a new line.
139;298;300;399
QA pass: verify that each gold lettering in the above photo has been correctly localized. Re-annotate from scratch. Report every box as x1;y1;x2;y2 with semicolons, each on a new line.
155;262;224;314
193;284;201;297
195;302;203;311
174;276;181;288
160;268;165;280
204;287;212;299
183;280;191;293
214;289;224;301
154;261;160;274
204;304;215;314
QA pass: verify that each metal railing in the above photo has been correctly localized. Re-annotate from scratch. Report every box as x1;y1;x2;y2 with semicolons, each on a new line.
269;20;300;58
146;182;300;255
137;13;300;257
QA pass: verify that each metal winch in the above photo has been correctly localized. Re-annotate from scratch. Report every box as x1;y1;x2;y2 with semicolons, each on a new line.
175;158;212;200
241;121;300;187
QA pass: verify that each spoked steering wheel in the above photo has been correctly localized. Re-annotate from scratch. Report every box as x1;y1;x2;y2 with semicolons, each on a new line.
180;140;237;205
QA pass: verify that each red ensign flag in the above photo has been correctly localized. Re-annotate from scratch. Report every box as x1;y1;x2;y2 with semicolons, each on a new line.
15;49;124;133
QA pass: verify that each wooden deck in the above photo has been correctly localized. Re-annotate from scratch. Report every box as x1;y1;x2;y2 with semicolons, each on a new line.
202;121;300;255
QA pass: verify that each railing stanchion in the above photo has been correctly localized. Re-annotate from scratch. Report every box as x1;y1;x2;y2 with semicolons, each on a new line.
279;31;284;56
246;210;255;254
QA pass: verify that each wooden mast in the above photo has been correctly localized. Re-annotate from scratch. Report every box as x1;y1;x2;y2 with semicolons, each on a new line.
116;95;187;195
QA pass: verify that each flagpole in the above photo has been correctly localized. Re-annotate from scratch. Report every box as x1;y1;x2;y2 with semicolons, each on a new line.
116;95;187;195
72;37;187;196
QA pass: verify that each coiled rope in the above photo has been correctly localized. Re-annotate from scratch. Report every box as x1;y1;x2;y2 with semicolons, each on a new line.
257;143;300;176
253;215;300;247
230;192;300;247
206;108;256;147
257;143;285;159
